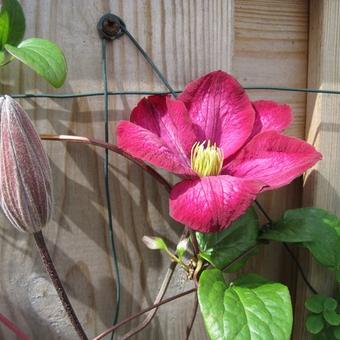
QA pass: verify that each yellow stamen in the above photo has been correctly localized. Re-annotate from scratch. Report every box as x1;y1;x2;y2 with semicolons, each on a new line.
191;140;224;177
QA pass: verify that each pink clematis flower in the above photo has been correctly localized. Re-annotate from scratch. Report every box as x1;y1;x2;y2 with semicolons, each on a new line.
117;71;321;233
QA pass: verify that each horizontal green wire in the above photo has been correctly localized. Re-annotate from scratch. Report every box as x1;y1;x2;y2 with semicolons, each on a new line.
8;86;340;99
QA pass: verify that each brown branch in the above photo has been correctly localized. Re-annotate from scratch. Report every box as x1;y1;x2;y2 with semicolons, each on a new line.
93;288;197;340
184;292;198;340
40;134;172;193
119;228;190;340
33;231;88;340
119;262;176;340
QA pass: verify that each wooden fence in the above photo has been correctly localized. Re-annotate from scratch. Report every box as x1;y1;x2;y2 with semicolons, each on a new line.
0;1;337;339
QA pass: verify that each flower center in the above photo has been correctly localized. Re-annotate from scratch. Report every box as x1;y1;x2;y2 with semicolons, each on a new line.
191;140;224;177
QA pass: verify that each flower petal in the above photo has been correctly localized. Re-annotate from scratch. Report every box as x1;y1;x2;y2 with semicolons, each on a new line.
179;71;255;158
130;95;197;164
225;131;322;189
117;120;194;176
169;176;263;232
251;100;292;136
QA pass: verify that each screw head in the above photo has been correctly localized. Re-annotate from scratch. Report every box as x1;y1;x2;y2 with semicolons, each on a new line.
97;13;126;40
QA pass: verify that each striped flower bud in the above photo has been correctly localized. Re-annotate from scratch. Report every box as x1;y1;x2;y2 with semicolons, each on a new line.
0;96;53;233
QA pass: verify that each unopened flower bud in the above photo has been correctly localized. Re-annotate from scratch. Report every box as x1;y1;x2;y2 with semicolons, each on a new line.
142;235;168;251
0;96;53;233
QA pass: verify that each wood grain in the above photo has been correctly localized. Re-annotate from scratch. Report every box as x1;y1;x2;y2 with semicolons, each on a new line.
294;0;340;338
233;2;309;326
0;0;310;339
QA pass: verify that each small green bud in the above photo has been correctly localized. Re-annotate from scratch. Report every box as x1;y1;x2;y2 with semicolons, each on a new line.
142;236;168;251
176;238;189;260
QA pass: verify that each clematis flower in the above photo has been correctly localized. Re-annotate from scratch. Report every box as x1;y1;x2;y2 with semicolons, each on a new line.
117;71;321;232
0;96;53;233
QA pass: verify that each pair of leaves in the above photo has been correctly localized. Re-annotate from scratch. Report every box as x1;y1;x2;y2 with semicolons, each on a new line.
260;208;340;279
198;269;293;340
196;207;259;270
0;0;66;88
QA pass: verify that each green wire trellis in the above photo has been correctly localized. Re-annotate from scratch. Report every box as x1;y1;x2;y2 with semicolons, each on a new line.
7;11;338;335
9;86;340;100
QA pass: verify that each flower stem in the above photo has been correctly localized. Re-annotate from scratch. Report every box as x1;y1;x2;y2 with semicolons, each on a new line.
40;134;172;193
120;262;177;340
119;228;190;339
33;231;88;340
164;249;189;271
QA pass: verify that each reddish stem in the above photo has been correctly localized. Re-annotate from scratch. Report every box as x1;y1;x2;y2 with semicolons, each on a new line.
0;313;31;340
40;134;172;193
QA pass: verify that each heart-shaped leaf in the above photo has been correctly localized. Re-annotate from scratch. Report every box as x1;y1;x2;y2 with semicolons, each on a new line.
261;208;340;272
197;208;259;269
198;269;293;340
0;0;25;49
5;38;67;87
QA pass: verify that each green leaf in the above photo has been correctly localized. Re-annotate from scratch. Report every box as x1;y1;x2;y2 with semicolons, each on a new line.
261;208;340;271
324;297;338;311
306;314;325;334
5;38;67;87
260;208;338;242
232;273;272;288
323;310;340;326
305;294;327;313
0;49;11;65
198;269;293;340
0;0;25;49
197;208;259;269
223;255;250;273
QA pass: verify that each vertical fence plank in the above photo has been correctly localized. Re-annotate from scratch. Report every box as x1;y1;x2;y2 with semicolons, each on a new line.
233;0;309;305
294;0;340;338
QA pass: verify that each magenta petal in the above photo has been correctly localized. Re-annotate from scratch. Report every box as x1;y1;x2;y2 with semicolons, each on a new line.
130;95;196;162
169;176;263;232
117;120;194;176
179;71;255;158
225;131;322;189
251;100;292;137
